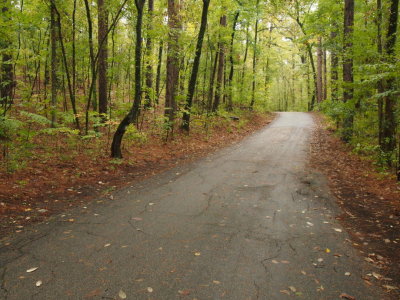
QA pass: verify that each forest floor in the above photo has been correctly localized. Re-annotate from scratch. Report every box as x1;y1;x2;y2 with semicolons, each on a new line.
310;113;400;298
0;111;274;239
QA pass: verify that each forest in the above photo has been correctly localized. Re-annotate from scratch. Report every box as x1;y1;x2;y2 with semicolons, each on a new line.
0;0;399;178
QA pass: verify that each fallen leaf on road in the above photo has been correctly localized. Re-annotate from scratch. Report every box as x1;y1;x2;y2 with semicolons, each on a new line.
345;272;351;276
271;260;279;264
281;260;290;264
301;271;307;275
178;289;191;295
194;252;201;256
383;285;398;290
317;258;324;263
213;280;221;284
104;243;111;247
280;290;290;295
26;267;38;273
372;272;383;280
306;222;314;226
118;289;127;299
289;286;296;292
339;293;355;300
333;228;342;232
325;248;331;253
35;280;42;287
132;217;142;221
147;287;153;293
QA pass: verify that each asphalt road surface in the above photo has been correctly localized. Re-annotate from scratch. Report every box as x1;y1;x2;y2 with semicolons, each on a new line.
0;112;384;299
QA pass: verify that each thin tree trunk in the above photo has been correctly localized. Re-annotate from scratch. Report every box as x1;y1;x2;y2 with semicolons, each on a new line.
0;0;14;116
182;0;210;131
50;0;58;127
144;0;154;108
212;15;227;112
164;0;180;128
227;11;239;111
250;1;259;109
207;50;218;111
376;0;384;146
342;0;354;142
316;37;323;103
155;41;163;103
111;0;145;158
330;30;339;101
98;0;108;120
381;0;399;157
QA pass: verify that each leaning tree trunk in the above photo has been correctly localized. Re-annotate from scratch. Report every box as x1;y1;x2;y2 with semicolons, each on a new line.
98;0;108;120
342;0;354;142
181;0;210;131
376;0;384;146
111;0;145;158
212;15;227;112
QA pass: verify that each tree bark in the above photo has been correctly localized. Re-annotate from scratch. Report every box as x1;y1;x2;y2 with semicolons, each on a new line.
330;30;339;101
227;11;239;111
111;0;145;158
381;0;399;156
250;1;259;109
98;0;108;119
50;0;58;127
164;0;180;129
0;0;14;116
212;15;227;112
144;0;154;108
181;0;210;131
316;36;323;103
342;0;354;142
155;41;163;103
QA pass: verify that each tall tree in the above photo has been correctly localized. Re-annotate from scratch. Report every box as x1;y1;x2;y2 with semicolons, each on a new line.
111;0;146;158
227;11;239;111
50;0;58;127
98;0;109;120
342;0;354;142
164;0;180;128
381;0;399;155
182;0;211;131
144;0;154;108
212;14;227;112
250;0;259;109
0;0;14;116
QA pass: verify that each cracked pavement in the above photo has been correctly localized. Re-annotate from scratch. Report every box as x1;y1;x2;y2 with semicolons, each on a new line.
0;112;384;299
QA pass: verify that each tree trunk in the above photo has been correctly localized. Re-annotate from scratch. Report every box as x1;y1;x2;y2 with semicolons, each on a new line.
376;0;384;146
155;41;163;103
83;0;97;111
227;11;239;111
316;36;323;103
207;50;218;111
212;15;227;112
144;0;154;108
0;0;14;116
342;0;354;142
381;0;399;156
164;0;180;128
330;30;339;101
50;0;58;127
98;0;108;119
181;0;210;131
111;0;145;158
250;2;259;109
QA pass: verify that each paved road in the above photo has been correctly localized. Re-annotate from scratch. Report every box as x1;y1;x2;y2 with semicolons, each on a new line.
1;112;384;299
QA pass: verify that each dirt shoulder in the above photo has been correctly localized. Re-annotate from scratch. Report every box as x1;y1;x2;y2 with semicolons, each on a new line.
310;113;400;299
0;112;274;240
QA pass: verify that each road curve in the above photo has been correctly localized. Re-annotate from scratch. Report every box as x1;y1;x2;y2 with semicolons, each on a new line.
0;112;384;299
